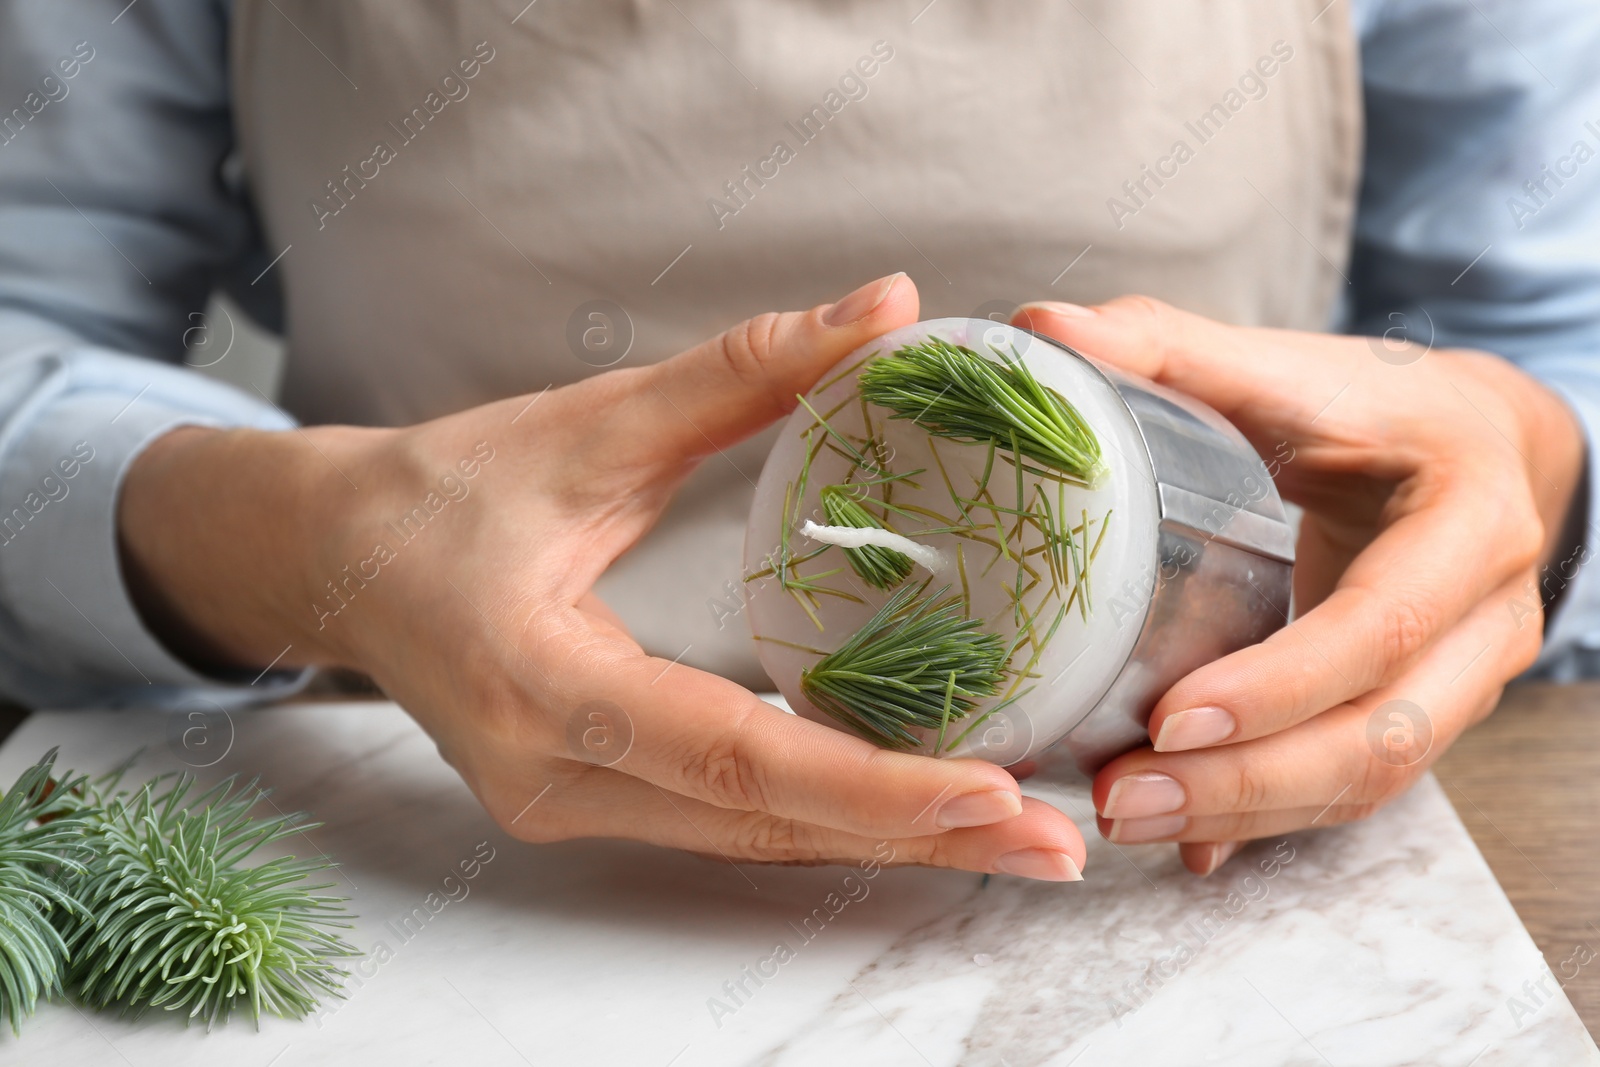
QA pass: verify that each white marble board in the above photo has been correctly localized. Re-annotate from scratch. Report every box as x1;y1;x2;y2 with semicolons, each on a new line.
0;701;1593;1067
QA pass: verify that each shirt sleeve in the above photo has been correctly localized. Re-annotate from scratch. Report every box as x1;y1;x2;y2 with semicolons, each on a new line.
0;0;308;708
1348;0;1600;678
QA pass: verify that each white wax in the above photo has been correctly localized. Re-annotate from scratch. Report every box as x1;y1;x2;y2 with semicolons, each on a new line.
744;318;1160;765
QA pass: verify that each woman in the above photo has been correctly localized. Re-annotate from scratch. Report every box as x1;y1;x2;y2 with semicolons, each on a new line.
0;0;1595;879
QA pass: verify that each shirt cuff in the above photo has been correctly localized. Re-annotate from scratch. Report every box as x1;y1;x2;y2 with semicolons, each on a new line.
1523;364;1600;681
0;346;310;708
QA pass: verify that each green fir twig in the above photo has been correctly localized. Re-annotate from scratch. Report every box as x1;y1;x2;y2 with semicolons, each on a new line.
58;772;359;1029
800;583;1007;750
858;336;1108;488
819;485;915;591
0;750;91;1035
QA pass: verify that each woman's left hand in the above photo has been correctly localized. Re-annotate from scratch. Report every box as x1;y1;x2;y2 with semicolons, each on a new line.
1014;295;1587;875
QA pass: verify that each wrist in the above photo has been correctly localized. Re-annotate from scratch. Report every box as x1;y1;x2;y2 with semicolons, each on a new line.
1499;366;1590;632
117;422;389;674
1516;376;1588;573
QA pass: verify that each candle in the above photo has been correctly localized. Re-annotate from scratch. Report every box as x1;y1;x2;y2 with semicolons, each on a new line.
744;317;1164;766
745;316;1296;772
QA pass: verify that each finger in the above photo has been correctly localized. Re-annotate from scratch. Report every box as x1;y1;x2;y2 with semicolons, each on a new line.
1179;841;1244;877
1093;591;1531;820
1005;760;1039;781
1148;499;1540;751
508;766;1086;879
1011;295;1359;430
1097;803;1382;844
602;272;919;474
547;629;1040;841
1011;296;1544;750
575;591;635;645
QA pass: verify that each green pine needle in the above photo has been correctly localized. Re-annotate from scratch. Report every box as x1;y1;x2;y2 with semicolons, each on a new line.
0;750;91;1035
800;583;1007;750
57;772;359;1029
858;336;1108;488
820;485;914;591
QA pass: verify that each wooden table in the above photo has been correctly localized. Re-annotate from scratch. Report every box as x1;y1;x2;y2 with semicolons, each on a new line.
0;679;1593;1038
1435;681;1600;1038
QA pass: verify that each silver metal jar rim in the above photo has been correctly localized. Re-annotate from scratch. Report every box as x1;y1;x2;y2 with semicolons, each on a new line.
1017;328;1296;778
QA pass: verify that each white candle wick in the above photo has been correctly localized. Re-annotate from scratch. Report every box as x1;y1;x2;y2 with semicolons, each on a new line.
799;520;948;575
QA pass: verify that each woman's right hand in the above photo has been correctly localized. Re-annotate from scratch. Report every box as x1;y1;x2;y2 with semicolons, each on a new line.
117;274;1088;881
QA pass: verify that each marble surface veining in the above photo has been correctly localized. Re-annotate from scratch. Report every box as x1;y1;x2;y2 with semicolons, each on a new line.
0;701;1592;1067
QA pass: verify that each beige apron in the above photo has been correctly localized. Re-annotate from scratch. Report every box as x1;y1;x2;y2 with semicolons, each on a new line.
229;0;1360;688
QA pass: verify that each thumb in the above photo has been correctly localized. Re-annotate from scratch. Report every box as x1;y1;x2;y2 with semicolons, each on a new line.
613;273;919;470
1011;295;1356;426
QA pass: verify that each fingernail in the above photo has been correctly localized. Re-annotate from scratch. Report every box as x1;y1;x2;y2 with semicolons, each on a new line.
1101;772;1186;819
824;273;903;327
994;848;1083;882
1014;300;1094;320
1153;706;1237;752
936;789;1022;828
1108;814;1187;844
1196;841;1243;877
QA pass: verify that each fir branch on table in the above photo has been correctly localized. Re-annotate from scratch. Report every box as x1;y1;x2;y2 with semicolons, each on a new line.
800;582;1007;750
858;336;1109;489
56;772;359;1029
0;749;91;1035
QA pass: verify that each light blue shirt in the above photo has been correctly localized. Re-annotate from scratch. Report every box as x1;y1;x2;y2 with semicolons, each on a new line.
0;0;1598;707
